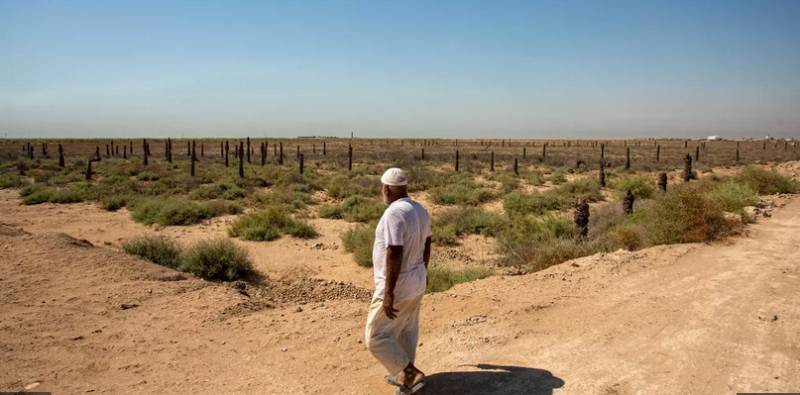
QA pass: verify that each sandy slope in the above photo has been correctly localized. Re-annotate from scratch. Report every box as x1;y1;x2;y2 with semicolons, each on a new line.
1;190;799;394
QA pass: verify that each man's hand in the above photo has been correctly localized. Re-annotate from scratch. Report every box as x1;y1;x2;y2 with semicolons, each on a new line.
384;245;403;319
382;293;399;319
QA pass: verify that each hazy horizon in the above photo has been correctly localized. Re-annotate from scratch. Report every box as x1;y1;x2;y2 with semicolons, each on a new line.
2;0;799;139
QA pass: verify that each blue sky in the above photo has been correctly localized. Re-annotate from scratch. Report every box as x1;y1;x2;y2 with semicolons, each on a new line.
1;0;799;138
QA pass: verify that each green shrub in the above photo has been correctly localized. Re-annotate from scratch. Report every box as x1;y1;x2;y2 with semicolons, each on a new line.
284;219;319;238
130;198;212;226
49;188;87;203
406;165;448;192
252;186;313;211
610;223;646;251
229;208;287;241
432;207;505;245
45;172;83;186
342;223;375;267
552;178;603;201
324;174;379;199
318;195;384;223
426;265;493;293
21;189;52;205
20;186;87;205
340;195;384;222
503;191;568;216
546;169;567;184
122;234;182;269
734;166;797;195
503;179;603;216
432;223;458;246
190;182;245;200
100;195;129;211
19;184;43;197
712;181;759;214
0;173;24;188
496;213;595;271
180;238;253;281
228;206;317;241
525;170;545;186
318;204;344;219
635;183;731;245
489;172;520;194
204;199;243;217
136;171;161;181
611;175;655;199
429;176;494;206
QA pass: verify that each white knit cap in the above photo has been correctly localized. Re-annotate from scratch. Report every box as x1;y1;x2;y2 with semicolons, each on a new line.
380;167;407;186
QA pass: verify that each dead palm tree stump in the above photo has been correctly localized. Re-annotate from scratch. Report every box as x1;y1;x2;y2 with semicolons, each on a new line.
574;200;590;240
598;160;606;188
225;141;229;167
683;154;693;182
190;141;196;177
238;141;244;178
625;146;631;170
623;189;635;215
85;159;93;180
658;172;668;192
58;144;65;168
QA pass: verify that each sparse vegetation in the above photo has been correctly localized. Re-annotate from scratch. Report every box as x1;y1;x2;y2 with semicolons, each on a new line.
100;195;130;211
634;183;733;245
204;199;244;216
504;179;603;216
429;174;494;206
426;265;493;293
318;195;384;223
734;166;797;195
711;181;759;215
3;138;797;289
496;213;588;271
228;206;317;241
20;186;87;205
432;207;505;246
611;175;655;199
123;234;253;281
0;173;24;188
180;238;253;281
130;198;212;226
341;223;376;267
122;234;182;268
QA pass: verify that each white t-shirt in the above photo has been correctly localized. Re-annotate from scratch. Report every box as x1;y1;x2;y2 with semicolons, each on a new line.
372;197;431;302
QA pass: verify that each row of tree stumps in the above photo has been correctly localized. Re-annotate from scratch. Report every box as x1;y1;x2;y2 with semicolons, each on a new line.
157;138;342;177
17;137;797;173
21;137;797;185
453;141;662;176
574;151;700;241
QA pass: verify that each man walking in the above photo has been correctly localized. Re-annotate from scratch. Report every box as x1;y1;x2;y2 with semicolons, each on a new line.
365;168;432;394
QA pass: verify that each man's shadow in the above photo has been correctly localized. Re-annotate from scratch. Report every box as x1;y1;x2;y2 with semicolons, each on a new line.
417;364;564;395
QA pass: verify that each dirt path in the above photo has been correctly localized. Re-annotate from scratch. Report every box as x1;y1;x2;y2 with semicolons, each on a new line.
407;196;800;394
1;192;799;394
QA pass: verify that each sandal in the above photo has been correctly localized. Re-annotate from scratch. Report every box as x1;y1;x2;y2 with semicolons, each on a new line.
385;374;403;387
395;380;425;394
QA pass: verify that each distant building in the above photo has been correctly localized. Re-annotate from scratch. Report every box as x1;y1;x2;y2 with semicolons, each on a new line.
706;135;722;141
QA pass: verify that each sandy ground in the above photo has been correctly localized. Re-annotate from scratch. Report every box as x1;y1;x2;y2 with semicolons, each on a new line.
2;166;800;394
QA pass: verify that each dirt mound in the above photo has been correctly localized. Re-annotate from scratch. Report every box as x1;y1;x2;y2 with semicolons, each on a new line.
0;223;28;237
219;278;372;318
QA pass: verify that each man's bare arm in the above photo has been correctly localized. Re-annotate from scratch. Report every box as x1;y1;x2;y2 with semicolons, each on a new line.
423;236;431;269
383;245;403;319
